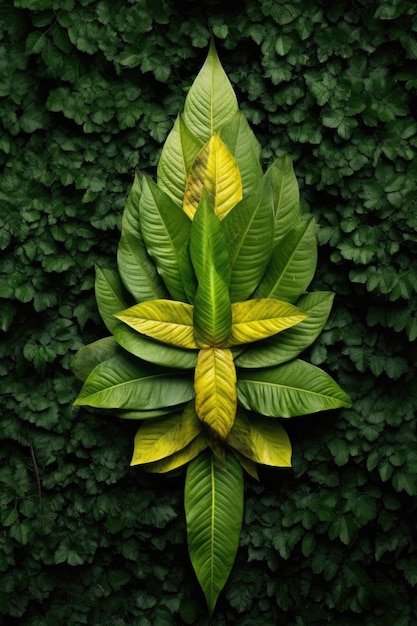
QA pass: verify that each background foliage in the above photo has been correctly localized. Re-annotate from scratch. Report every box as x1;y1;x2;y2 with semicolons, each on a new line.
1;0;416;623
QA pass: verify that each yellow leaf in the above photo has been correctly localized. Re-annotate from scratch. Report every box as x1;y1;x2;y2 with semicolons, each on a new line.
194;348;237;440
114;299;198;349
183;134;242;220
232;450;259;480
227;412;292;468
228;298;308;345
143;434;208;473
130;404;201;466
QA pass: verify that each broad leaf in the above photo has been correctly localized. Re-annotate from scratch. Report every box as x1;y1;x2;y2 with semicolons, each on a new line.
121;171;144;238
139;176;192;302
222;173;275;302
185;450;244;615
235;292;334;368
95;267;196;369
183;40;238;141
117;407;181;420
254;217;317;302
114;300;198;349
157;114;203;207
71;337;120;381
144;434;207;473
268;155;301;245
74;353;194;410
194;348;237;440
220;110;263;197
237;359;352;417
183;134;242;220
117;231;169;302
228;299;308;346
130;404;201;465
227;411;292;467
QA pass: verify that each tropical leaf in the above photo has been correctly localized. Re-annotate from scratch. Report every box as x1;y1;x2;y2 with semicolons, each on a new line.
157;114;204;207
117;407;181;420
183;40;238;141
194;348;237;440
121;170;144;238
95;267;197;369
144;434;208;473
139;176;192;302
117;231;169;302
114;299;198;349
227;411;292;467
130;404;202;465
185;450;244;615
254;217;317;302
220;110;263;197
232;450;259;480
71;337;120;382
190;193;232;346
235;291;334;368
237;359;352;417
228;299;308;346
268;155;301;245
183;134;242;220
74;352;194;410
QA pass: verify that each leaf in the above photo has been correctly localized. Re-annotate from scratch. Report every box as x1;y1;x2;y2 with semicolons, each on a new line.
144;434;208;473
122;171;144;238
267;156;301;245
194;348;237;440
228;298;308;346
235;291;334;368
185;450;244;615
139;176;192;301
220;110;263;197
117;231;169;302
183;134;242;220
130;404;202;465
237;359;352;417
74;353;194;410
95;267;196;369
227;411;292;467
183;40;238;141
157;114;204;207
71;337;120;381
190;192;232;346
222;172;275;302
114;299;198;349
254;217;317;302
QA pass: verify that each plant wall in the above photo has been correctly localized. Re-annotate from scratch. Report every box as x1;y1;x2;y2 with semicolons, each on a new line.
1;0;417;624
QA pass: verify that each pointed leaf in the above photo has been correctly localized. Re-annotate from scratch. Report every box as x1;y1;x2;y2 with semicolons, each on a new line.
228;299;308;346
232;450;259;480
220;110;263;197
183;40;238;141
130;404;201;465
237;359;352;417
183;134;242;220
194;348;237;440
254;217;317;302
268;155;301;245
185;450;244;615
115;300;198;349
74;353;194;410
71;337;119;381
117;407;179;420
157;114;204;206
139;176;192;301
227;411;292;467
144;434;208;473
95;267;196;369
117;231;169;302
235;292;335;368
121;171;144;238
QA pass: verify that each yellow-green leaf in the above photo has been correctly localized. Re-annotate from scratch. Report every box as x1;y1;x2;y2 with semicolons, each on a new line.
227;412;292;468
143;434;208;473
194;348;237;440
228;299;308;346
130;404;201;465
114;300;198;349
183;134;242;220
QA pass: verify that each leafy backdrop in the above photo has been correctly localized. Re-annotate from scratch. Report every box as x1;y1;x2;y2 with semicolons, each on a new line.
1;0;417;624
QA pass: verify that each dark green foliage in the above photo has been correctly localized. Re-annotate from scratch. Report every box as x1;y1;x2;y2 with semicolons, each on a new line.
1;0;416;623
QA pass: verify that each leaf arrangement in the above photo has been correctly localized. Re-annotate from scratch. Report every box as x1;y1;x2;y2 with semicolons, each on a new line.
73;42;352;614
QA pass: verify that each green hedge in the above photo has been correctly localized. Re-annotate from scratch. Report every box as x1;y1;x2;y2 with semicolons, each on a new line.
1;0;416;623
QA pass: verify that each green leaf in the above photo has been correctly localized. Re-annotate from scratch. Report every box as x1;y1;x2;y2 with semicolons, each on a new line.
268;156;301;245
122;171;144;238
95;267;196;369
235;291;334;368
185;450;244;615
254;217;317;302
139;176;192;302
183;40;238;141
144;434;208;473
237;359;352;417
74;353;194;410
157;114;204;207
71;337;120;381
